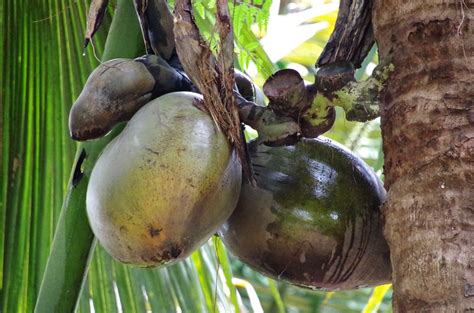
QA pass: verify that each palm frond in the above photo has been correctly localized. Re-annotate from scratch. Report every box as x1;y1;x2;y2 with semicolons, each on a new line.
1;1;240;312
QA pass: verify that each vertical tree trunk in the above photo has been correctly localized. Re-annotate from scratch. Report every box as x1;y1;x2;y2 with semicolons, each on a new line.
373;0;474;311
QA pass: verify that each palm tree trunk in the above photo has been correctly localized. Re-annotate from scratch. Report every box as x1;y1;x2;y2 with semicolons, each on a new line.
373;1;474;311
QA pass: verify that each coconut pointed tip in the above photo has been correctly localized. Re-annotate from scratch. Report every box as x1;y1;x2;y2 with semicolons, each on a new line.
69;131;83;141
68;124;103;142
68;105;95;141
68;118;86;141
68;114;104;141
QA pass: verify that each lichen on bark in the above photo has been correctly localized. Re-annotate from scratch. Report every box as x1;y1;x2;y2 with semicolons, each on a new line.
333;62;394;122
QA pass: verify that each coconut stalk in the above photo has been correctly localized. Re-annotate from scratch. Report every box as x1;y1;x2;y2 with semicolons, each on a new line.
316;0;374;68
34;1;144;312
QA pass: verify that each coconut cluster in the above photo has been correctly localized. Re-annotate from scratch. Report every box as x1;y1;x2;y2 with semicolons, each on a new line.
70;57;391;289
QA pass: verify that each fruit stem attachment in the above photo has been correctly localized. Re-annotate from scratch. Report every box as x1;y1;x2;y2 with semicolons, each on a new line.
235;93;300;145
133;0;176;61
315;59;395;122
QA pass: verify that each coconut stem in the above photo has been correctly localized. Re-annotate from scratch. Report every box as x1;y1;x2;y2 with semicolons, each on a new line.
319;59;395;122
316;0;374;68
235;94;300;145
133;0;176;61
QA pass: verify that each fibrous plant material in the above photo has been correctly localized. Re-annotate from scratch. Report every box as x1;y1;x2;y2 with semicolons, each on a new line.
173;0;252;181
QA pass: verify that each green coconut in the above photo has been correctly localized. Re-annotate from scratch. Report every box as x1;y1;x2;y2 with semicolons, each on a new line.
87;92;242;266
219;138;391;290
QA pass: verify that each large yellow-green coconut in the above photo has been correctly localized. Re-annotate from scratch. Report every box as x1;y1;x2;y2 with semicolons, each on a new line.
87;92;242;266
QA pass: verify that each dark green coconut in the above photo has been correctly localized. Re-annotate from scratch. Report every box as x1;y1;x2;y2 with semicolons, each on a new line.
218;138;391;290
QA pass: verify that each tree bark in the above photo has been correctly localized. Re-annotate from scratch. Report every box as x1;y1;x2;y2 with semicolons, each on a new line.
373;0;474;311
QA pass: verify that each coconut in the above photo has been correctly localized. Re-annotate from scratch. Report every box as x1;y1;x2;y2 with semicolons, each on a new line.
219;138;391;290
87;92;242;266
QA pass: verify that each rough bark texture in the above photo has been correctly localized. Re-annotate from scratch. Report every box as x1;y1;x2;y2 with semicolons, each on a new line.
373;1;474;311
317;0;374;68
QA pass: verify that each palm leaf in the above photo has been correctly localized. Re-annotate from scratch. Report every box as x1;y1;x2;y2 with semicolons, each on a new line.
1;0;240;312
363;285;392;313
